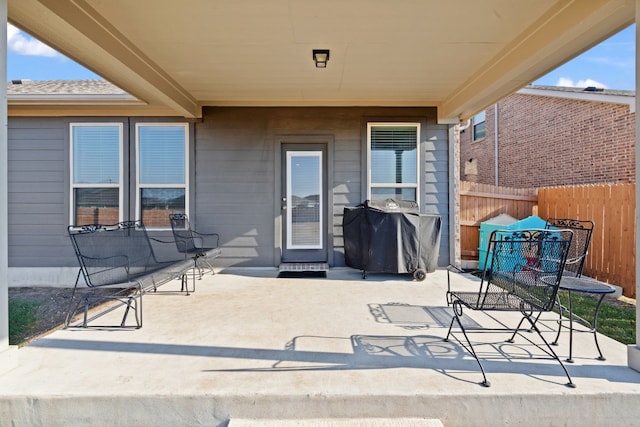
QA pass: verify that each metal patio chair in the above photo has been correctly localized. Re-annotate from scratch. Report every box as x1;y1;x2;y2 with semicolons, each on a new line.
545;218;594;278
543;218;611;356
169;213;221;278
445;229;574;388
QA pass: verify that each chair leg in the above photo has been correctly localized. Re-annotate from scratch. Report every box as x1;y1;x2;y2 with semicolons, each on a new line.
82;296;89;327
196;256;215;278
182;272;194;295
64;270;83;328
119;290;141;328
130;294;141;329
444;301;491;387
187;258;198;294
120;298;132;327
551;294;564;346
136;284;143;328
122;284;142;328
507;316;529;343
522;312;575;388
509;298;555;343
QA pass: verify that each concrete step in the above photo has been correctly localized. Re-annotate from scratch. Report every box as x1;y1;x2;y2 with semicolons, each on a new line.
229;418;444;427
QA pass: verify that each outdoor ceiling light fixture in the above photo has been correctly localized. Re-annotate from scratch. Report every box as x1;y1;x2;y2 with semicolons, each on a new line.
312;49;330;68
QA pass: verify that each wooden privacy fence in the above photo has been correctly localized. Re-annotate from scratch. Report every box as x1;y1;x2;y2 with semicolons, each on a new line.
459;181;538;260
460;181;636;298
538;183;635;298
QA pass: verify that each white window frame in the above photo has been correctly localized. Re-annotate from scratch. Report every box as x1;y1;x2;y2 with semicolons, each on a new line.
366;122;421;205
135;123;189;230
69;123;124;226
472;111;486;141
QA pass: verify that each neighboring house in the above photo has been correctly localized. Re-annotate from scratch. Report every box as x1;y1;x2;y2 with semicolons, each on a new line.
6;80;452;285
460;85;636;188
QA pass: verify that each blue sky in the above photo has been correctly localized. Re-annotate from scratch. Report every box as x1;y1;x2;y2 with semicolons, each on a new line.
6;23;636;90
7;23;100;81
534;24;635;90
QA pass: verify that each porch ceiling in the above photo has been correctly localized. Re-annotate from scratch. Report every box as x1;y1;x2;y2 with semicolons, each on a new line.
8;0;635;121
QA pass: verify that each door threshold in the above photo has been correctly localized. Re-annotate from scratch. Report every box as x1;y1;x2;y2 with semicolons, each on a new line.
279;262;329;272
278;263;329;278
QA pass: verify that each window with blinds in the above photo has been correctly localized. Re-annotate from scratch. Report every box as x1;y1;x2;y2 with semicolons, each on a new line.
136;123;188;228
70;123;123;226
367;123;420;203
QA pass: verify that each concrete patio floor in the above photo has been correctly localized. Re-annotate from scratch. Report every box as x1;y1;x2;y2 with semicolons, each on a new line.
2;268;640;426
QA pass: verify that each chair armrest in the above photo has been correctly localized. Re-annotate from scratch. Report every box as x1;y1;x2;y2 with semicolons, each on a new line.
79;254;131;277
148;237;189;260
446;265;482;303
80;254;129;267
191;230;220;248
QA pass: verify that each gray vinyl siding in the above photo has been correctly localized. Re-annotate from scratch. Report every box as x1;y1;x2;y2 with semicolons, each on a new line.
424;123;450;267
194;111;276;267
7;107;451;270
195;107;450;268
8;118;74;267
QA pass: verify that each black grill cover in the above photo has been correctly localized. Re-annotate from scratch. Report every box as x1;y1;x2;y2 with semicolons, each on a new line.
343;199;442;275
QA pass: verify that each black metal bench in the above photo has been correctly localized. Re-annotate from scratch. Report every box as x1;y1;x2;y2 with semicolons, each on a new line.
65;220;195;328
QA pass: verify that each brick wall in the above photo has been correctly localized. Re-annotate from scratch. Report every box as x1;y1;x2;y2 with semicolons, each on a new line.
76;208;176;227
459;92;636;188
460;107;497;184
76;207;119;226
142;208;176;227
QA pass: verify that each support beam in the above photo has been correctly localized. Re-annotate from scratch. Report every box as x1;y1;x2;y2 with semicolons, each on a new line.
0;0;18;376
629;0;640;372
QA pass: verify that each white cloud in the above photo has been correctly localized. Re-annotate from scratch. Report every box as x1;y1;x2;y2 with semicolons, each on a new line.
555;77;608;89
7;23;59;57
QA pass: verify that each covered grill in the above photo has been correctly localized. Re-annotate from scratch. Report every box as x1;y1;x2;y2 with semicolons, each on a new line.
342;199;442;280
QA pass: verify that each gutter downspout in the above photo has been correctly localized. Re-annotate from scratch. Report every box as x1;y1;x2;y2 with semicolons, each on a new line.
494;103;499;186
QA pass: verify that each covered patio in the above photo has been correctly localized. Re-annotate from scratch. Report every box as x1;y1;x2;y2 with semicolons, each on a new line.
2;1;640;425
2;269;639;426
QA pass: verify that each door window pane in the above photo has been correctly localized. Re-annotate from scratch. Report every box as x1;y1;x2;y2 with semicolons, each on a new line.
287;152;322;248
